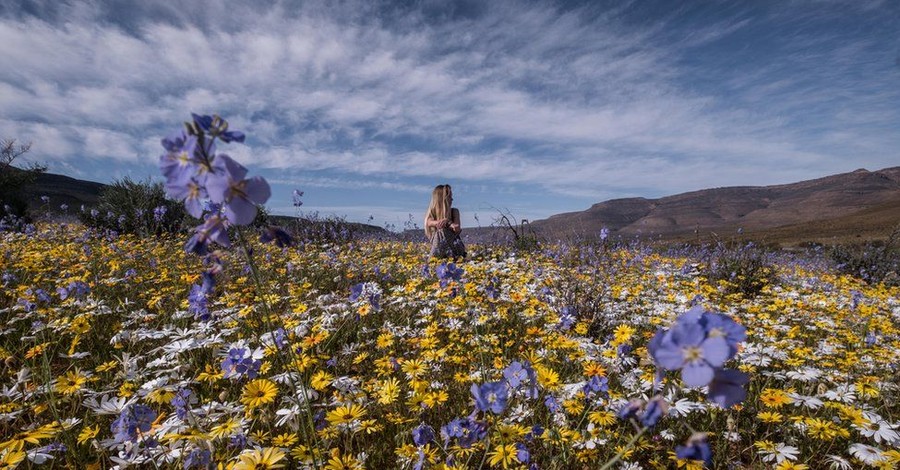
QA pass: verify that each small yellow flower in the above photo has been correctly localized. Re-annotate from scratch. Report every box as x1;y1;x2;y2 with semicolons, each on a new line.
271;433;298;447
326;404;367;426
488;443;519;468
376;378;401;405
310;370;334;391
757;411;783;423
233;447;287;470
54;369;88;395
240;379;278;409
77;425;99;445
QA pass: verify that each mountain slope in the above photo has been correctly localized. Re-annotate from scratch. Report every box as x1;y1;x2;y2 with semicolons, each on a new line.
530;167;900;243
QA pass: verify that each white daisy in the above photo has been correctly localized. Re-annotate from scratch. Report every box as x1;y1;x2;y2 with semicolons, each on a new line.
848;443;884;465
825;454;852;470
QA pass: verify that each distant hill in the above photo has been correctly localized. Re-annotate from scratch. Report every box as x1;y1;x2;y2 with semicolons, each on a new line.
21;171;106;211
19;170;388;235
527;166;900;245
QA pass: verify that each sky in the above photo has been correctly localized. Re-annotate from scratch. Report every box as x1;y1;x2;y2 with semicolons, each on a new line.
1;0;898;230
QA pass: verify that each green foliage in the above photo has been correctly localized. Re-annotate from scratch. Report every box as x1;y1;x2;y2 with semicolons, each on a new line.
0;139;43;223
702;241;776;297
78;177;189;235
829;225;900;286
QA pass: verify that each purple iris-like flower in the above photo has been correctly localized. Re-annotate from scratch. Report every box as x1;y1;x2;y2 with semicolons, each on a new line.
675;434;712;466
412;424;435;446
544;395;561;413
187;214;230;254
471;381;508;414
503;362;527;388
188;272;214;321
680;306;747;357
292;189;304;207
171;388;196;420
206;154;271;225
639;397;668;427
618;399;643;421
707;368;749;408
184;448;211;469
557;306;576;331
649;320;730;388
166;177;206;218
583;375;609;397
436;263;464;287
111;404;156;443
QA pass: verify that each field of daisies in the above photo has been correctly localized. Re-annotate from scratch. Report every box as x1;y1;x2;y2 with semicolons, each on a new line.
1;222;898;469
2;116;899;469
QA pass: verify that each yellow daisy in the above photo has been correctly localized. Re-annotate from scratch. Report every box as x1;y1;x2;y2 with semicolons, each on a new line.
234;447;287;470
241;379;278;409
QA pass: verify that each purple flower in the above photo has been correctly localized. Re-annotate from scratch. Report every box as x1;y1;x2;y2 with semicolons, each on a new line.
185;214;230;255
557;306;576;331
515;443;531;464
582;375;609;397
206;154;271;225
184;448;211;469
166;177;206;218
639;396;668;427
292;189;304;207
675;433;712;466
649;319;730;388
471;381;508;414
446;418;487;449
221;347;262;379
503;361;527;388
412;424;435;446
617;399;643;421
153;205;167;223
436;263;463;287
111;404;156;443
707;368;749;408
171;388;196;420
544;395;561;413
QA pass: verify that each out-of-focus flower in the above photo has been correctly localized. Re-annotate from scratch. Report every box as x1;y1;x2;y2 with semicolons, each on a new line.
675;433;712;466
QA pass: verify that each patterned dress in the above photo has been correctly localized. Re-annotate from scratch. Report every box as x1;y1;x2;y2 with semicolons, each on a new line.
429;209;466;259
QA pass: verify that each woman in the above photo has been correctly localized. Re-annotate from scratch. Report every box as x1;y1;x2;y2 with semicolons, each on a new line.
424;184;466;259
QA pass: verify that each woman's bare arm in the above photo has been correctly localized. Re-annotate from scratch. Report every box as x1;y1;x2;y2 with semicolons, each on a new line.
450;208;461;233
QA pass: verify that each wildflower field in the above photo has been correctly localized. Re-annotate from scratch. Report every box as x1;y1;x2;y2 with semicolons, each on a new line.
2;115;899;470
1;222;899;469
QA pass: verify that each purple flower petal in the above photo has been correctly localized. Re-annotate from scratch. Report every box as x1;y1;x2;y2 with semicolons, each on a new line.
681;361;714;387
223;196;258;225
707;369;748;408
700;336;730;367
243;176;271;205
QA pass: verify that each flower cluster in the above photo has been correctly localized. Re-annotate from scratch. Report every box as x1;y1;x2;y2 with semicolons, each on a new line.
159;113;271;253
649;305;749;408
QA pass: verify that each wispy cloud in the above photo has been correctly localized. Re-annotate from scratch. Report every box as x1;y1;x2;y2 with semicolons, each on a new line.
0;0;897;224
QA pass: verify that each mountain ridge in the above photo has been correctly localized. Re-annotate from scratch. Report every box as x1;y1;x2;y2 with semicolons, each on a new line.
528;166;900;244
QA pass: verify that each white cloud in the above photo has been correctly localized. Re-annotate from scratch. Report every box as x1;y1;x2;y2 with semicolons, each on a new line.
0;0;896;204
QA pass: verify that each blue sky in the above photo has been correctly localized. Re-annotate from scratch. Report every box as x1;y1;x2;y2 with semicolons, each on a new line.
1;0;898;229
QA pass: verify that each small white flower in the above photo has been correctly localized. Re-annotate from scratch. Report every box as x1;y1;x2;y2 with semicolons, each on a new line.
848;443;884;465
825;454;852;470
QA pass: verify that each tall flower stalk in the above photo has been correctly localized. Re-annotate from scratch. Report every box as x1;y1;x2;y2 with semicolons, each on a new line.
159;113;322;468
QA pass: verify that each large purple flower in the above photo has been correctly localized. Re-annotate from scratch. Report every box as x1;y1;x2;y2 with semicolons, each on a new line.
206;154;271;225
707;368;749;408
471;381;508;414
650;320;730;387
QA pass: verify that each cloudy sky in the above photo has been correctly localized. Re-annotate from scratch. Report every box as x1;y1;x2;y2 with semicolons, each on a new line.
1;0;898;229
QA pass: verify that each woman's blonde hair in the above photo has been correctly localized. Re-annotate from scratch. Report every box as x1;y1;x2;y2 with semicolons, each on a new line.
425;184;452;238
